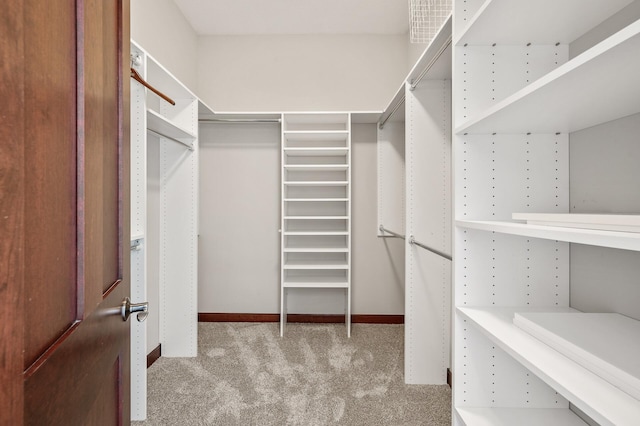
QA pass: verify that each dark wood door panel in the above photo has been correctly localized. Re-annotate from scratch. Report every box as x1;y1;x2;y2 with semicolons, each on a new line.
24;284;130;426
81;0;121;305
2;0;130;423
23;0;78;370
0;1;26;423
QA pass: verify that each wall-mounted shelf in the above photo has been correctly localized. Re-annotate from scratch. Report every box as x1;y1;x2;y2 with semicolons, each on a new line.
284;181;348;186
455;0;634;46
455;21;640;135
147;109;196;141
284;165;348;171
455;407;588;426
284;147;349;156
456;220;640;252
458;307;640;426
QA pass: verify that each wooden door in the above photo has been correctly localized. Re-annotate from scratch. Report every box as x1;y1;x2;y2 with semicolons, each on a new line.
0;0;131;424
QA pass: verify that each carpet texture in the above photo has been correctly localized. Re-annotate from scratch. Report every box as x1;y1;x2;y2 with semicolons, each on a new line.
134;323;451;425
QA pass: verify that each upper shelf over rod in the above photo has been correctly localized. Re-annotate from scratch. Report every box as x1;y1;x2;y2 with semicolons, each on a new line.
378;14;452;129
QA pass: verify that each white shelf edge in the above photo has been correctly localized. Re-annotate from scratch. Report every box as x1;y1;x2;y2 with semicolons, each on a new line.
147;109;196;140
284;198;348;202
284;165;348;169
454;0;635;46
130;234;144;241
284;181;349;186
283;130;349;134
283;264;349;270
283;281;349;289
455;407;588;426
455;20;640;135
457;307;640;426
456;220;640;252
283;231;349;236
284;248;348;253
284;216;348;220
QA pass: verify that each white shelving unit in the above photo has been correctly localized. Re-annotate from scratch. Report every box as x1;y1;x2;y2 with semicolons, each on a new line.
130;40;203;421
452;2;640;425
280;113;351;336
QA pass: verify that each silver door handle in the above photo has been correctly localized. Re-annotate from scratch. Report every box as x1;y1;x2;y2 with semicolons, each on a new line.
121;297;149;322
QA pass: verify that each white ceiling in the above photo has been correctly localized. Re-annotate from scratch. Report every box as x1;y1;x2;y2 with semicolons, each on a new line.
173;0;410;35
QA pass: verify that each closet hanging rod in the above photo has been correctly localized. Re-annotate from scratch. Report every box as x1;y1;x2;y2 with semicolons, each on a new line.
379;225;405;240
199;118;281;124
147;128;194;151
409;235;452;261
130;68;176;106
408;36;452;92
378;95;406;130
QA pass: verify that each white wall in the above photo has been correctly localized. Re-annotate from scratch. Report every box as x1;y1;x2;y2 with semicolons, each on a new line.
197;35;408;112
131;0;198;92
198;122;405;315
569;112;640;321
570;0;640;58
568;3;640;323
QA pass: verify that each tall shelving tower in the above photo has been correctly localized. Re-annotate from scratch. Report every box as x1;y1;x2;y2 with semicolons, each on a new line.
280;113;352;337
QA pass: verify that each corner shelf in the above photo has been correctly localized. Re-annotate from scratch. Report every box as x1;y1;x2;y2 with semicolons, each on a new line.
458;307;640;426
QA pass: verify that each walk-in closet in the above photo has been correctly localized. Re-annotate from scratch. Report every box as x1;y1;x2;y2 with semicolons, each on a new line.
125;1;640;424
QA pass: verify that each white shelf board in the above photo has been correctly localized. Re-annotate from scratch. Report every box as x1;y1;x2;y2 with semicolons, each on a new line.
458;307;640;426
284;165;348;171
283;131;349;141
456;220;640;252
147;109;196;140
283;260;349;270
513;213;640;233
283;112;349;125
198;111;281;121
283;231;348;236
455;21;640;135
284;147;349;157
284;181;348;187
351;111;382;124
456;407;587;426
283;277;348;289
130;234;144;242
284;198;348;202
455;0;634;46
284;216;348;220
284;248;348;253
514;312;640;400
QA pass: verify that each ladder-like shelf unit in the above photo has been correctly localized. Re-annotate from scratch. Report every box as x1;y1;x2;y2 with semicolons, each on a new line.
452;1;640;425
280;113;352;336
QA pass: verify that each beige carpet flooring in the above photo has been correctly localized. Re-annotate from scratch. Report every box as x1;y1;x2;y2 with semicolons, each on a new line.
134;322;451;425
